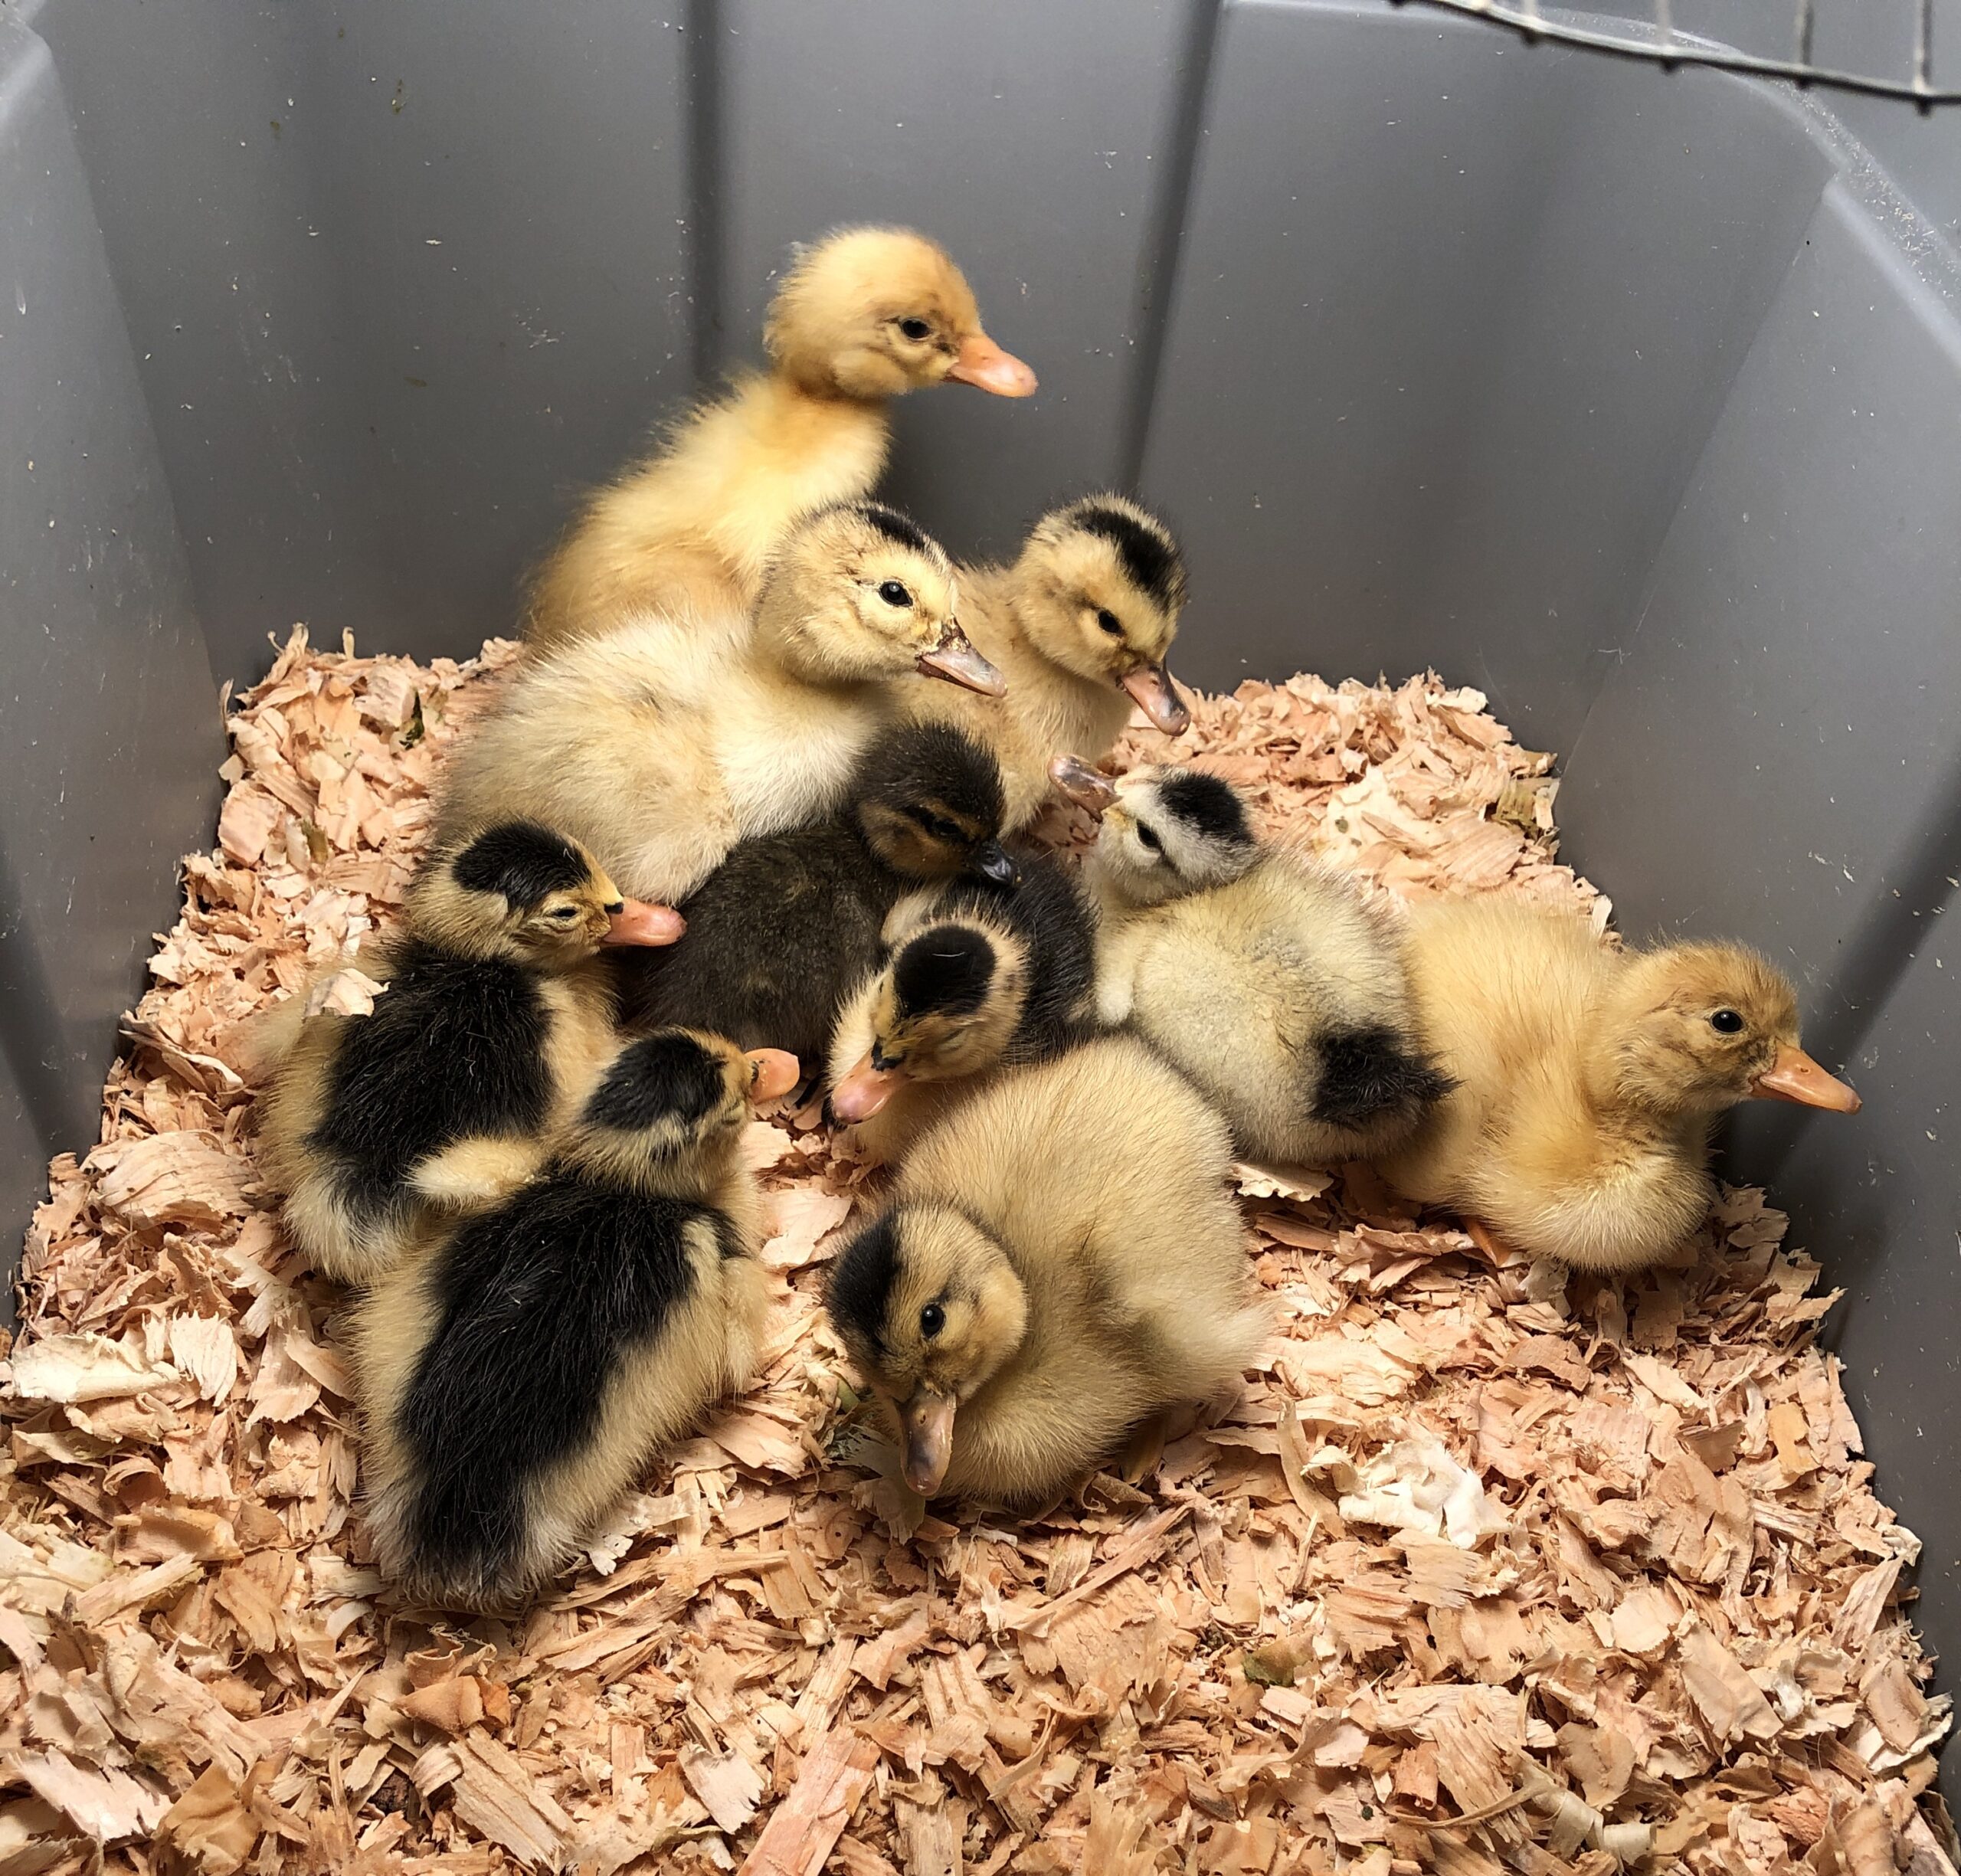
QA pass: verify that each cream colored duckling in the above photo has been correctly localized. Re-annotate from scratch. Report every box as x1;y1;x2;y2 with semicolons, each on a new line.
527;227;1036;651
259;821;683;1286
352;1030;801;1610
823;1035;1255;1498
439;502;1003;904
825;1034;1268;1505
827;852;1099;1161
1056;757;1449;1166
1377;897;1860;1271
906;496;1191;827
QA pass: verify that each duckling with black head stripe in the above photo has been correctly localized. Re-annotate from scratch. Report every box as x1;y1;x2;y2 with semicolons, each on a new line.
259;821;684;1287
903;494;1191;827
612;721;1013;1075
1053;756;1450;1167
824;1033;1269;1507
352;1030;801;1610
827;848;1099;1161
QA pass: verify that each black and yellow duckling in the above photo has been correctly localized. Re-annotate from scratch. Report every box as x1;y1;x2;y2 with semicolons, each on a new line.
611;722;1014;1076
826;850;1099;1160
352;1030;801;1610
1055;755;1450;1167
259;822;684;1286
825;1034;1269;1506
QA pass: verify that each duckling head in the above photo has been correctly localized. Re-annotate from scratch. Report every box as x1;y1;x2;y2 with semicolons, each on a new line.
567;1029;801;1184
1601;945;1861;1118
853;723;1016;886
764;226;1037;402
830;922;1026;1122
1056;760;1258;906
1013;496;1190;733
827;1201;1030;1498
756;502;1004;696
412;820;686;962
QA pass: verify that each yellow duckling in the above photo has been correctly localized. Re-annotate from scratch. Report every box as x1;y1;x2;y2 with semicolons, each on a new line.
906;496;1191;827
825;1034;1269;1506
259;821;683;1286
352;1030;800;1609
437;501;1003;904
1377;896;1861;1270
526;226;1036;651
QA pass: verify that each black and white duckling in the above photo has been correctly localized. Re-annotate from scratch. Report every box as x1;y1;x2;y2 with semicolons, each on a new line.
612;721;1014;1072
526;227;1036;653
439;501;1005;904
825;1033;1269;1505
1053;755;1450;1167
259;821;684;1286
352;1030;801;1610
905;495;1190;828
826;851;1099;1161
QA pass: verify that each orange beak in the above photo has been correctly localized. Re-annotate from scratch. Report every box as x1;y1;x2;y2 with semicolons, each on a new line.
917;624;1007;696
1121;663;1190;735
602;899;687;946
946;331;1038;398
744;1049;802;1105
1750;1044;1861;1113
898;1390;958;1497
830;1052;906;1123
1049;753;1120;817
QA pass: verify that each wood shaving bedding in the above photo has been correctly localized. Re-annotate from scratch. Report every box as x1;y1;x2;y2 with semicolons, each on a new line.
0;627;1949;1875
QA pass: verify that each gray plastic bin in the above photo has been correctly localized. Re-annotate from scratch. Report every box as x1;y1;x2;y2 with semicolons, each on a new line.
2;0;1956;1736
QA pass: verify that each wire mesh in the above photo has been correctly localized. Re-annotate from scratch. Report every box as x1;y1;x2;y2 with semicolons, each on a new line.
1393;0;1961;105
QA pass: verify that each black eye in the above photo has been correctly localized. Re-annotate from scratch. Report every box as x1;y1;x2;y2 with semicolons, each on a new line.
877;580;913;608
920;1302;944;1338
1135;823;1162;853
1711;1009;1745;1034
1097;608;1123;637
548;905;580;922
898;316;932;341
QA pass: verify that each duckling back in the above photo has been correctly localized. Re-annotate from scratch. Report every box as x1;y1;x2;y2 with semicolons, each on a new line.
1102;848;1449;1166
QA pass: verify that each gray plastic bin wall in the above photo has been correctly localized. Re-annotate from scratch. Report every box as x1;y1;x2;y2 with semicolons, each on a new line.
3;0;1956;1730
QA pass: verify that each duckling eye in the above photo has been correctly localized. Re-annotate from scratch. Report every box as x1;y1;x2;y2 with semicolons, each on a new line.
919;1302;945;1338
877;580;914;608
548;905;581;923
1096;607;1124;637
1710;1009;1745;1034
912;810;964;843
1135;823;1163;854
898;316;933;342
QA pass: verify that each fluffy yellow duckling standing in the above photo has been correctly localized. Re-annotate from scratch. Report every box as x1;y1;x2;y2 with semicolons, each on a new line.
258;821;682;1286
526;226;1036;651
906;496;1192;827
1377;897;1861;1270
437;502;1003;904
352;1030;800;1609
825;1034;1269;1507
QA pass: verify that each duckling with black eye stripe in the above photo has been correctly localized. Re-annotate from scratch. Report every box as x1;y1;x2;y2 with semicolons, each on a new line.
825;1033;1269;1507
903;495;1192;828
1053;756;1450;1167
258;820;684;1287
350;1029;801;1611
611;721;1015;1076
826;848;1100;1161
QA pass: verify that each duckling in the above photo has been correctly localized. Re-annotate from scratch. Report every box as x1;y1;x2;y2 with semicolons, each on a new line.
1377;897;1861;1271
526;227;1036;651
439;502;1004;904
827;850;1100;1160
352;1030;801;1609
1055;756;1450;1165
258;822;686;1286
612;721;1013;1072
825;1033;1269;1505
904;496;1191;827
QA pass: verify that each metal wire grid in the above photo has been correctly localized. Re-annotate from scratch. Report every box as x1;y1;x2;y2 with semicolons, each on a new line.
1394;0;1961;105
